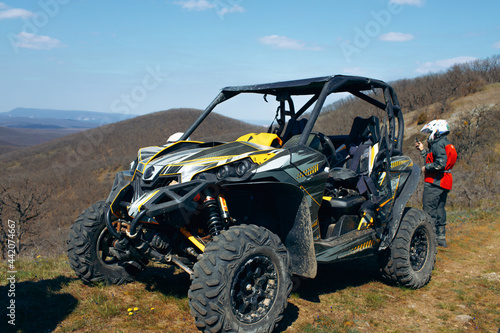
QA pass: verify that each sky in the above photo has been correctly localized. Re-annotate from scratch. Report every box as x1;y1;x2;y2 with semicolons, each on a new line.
0;0;499;122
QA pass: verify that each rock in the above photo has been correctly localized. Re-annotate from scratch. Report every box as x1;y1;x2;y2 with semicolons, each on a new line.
481;272;499;282
455;315;473;323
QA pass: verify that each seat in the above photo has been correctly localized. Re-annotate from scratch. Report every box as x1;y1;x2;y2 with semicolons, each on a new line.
280;118;308;143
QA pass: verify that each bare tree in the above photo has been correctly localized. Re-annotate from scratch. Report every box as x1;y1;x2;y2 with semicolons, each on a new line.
0;180;49;257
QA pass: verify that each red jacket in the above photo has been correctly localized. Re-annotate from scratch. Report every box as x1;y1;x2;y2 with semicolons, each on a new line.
421;135;457;190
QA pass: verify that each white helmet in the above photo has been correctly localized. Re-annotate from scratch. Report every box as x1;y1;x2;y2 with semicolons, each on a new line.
420;119;449;141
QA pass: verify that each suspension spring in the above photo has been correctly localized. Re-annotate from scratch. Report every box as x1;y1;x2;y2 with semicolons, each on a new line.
204;196;224;236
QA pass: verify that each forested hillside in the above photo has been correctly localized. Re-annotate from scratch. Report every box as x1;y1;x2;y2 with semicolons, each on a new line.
316;55;500;209
0;109;261;256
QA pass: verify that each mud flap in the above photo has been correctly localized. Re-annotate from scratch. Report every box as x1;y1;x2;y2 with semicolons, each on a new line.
379;164;421;250
285;196;317;279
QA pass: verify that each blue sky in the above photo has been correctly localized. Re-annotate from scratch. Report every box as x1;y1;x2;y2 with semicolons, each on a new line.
0;0;499;121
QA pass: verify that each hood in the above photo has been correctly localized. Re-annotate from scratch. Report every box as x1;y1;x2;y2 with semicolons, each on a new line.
136;141;277;183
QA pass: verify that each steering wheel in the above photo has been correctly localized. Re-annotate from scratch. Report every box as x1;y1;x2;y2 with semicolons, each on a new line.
315;132;336;167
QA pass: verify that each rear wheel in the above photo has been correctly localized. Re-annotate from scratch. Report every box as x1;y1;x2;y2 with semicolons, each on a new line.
189;225;292;333
67;201;145;285
378;208;436;289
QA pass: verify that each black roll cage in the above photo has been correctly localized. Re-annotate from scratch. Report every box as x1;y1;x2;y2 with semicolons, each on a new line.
181;75;404;155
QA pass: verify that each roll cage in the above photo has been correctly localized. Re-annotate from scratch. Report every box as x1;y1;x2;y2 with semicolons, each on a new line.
181;75;404;156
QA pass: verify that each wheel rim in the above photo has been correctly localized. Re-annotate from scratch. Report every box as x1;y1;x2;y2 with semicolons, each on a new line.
96;228;119;266
410;226;429;271
230;254;279;324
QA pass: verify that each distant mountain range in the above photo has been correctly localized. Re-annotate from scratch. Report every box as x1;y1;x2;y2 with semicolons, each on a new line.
0;107;137;129
0;108;138;153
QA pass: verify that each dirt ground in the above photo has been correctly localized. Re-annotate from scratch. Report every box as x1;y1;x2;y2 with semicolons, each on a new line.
1;208;498;333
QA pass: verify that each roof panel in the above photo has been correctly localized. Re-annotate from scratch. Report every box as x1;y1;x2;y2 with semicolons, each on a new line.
221;75;389;96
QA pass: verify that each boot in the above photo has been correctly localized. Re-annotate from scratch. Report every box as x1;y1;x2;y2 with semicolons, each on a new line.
436;226;447;248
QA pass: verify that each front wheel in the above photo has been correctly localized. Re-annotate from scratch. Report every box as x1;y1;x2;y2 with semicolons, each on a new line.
188;225;292;333
378;208;437;289
67;201;145;285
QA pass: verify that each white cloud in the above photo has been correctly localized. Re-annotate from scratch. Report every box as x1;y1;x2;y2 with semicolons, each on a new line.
416;56;477;74
389;0;423;5
493;41;500;49
14;32;64;50
175;0;214;11
0;7;34;19
0;2;8;9
258;35;322;51
379;32;414;42
218;4;244;16
174;0;244;17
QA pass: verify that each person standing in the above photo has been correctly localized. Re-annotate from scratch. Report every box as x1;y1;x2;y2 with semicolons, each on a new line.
415;119;457;247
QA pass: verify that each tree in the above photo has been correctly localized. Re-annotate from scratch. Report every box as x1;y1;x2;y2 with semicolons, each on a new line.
0;180;49;258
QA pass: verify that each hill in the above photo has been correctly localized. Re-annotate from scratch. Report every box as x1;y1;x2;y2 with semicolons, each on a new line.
0;126;84;153
0;108;262;254
315;55;500;209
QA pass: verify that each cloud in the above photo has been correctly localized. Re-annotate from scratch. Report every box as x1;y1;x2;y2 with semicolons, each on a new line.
174;0;214;11
493;41;500;49
416;56;477;74
13;32;64;50
379;32;414;42
0;7;34;20
218;4;244;16
258;35;322;51
174;0;244;17
389;0;423;5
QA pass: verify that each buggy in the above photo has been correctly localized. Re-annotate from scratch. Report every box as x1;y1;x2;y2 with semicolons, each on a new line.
68;75;436;333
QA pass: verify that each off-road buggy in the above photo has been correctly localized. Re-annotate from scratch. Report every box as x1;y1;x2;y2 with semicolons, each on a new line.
68;75;436;333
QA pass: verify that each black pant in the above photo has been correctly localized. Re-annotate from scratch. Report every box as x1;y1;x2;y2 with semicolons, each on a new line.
422;182;449;227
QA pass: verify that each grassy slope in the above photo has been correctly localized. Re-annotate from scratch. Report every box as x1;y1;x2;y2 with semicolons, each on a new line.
0;208;498;333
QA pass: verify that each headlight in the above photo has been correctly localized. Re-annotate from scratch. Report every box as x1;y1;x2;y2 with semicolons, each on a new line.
144;166;154;179
216;166;229;180
197;158;257;182
235;160;252;176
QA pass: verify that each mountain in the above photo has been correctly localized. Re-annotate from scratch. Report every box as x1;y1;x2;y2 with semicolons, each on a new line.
0;108;139;149
0;107;136;126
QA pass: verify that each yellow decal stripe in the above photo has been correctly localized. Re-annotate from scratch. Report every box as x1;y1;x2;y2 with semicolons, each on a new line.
138;190;160;212
300;186;320;206
297;164;319;179
110;183;130;216
351;239;375;252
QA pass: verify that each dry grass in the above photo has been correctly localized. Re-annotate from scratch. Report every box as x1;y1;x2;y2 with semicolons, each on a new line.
1;208;498;333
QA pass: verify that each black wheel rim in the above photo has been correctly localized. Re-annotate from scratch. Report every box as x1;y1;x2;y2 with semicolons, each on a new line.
97;228;119;266
230;255;278;324
410;226;429;271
